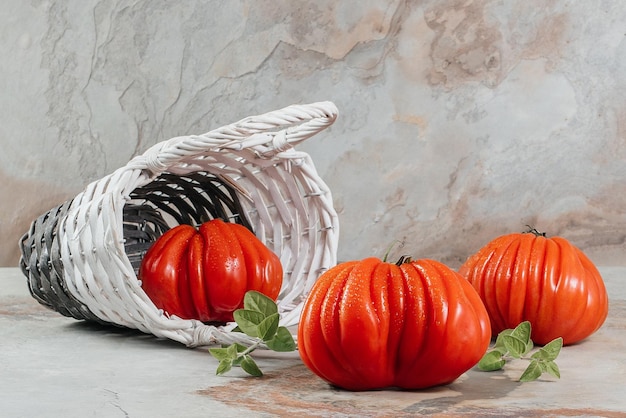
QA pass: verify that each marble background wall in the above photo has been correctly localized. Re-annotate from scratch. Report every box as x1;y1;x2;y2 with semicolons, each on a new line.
2;0;625;268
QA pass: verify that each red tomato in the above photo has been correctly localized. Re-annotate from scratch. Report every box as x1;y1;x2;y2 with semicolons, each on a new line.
139;219;282;323
459;231;609;345
298;257;491;391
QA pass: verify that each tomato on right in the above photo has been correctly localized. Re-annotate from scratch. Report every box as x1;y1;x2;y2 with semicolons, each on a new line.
458;230;609;345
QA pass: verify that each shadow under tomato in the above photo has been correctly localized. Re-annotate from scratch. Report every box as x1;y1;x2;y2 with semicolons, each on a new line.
198;362;525;417
399;368;523;415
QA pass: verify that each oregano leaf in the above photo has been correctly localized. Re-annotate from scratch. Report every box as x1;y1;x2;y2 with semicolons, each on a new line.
494;328;513;351
502;335;527;358
243;290;278;317
524;338;534;356
257;313;280;341
478;350;506;371
479;322;562;382
531;337;562;362
545;360;561;379
209;347;234;362
510;321;532;345
519;360;543;382
240;355;263;377
266;326;297;352
233;309;265;337
226;342;240;358
539;337;563;361
210;291;293;378
216;359;233;376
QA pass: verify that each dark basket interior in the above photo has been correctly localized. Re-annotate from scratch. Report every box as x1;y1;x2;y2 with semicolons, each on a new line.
123;172;252;273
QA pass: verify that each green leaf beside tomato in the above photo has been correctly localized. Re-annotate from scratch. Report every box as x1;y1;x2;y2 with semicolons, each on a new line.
209;290;296;377
478;321;563;382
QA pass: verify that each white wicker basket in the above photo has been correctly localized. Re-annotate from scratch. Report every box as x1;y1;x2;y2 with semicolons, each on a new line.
19;101;339;348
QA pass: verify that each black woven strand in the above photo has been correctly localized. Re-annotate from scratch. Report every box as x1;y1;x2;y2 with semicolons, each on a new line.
130;172;252;227
122;203;171;274
19;201;107;323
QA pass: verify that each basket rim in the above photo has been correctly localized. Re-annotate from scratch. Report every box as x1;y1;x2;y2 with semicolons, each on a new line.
20;101;340;348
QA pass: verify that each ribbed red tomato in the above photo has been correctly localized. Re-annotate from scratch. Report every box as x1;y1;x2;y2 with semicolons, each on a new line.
139;219;282;323
298;257;491;391
459;231;609;345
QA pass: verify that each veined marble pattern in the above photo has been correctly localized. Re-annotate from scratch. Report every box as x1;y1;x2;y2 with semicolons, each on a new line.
2;1;625;267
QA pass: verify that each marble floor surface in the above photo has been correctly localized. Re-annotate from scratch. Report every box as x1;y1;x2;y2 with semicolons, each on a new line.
1;267;625;417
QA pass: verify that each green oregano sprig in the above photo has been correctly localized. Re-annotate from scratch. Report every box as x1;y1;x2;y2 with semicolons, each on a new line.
209;291;296;377
478;321;563;382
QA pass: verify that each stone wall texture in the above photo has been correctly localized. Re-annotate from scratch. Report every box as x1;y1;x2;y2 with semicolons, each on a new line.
2;1;625;267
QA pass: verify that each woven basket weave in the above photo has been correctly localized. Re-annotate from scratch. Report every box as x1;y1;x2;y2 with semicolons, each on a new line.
19;101;339;348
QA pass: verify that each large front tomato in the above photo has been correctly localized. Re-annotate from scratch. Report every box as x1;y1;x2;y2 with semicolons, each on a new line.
139;219;282;323
298;257;491;391
459;231;609;345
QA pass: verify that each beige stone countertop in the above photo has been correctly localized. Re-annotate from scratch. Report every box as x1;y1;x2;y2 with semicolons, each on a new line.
1;266;625;418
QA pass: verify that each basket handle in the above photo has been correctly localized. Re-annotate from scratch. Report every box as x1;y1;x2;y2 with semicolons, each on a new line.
137;101;338;176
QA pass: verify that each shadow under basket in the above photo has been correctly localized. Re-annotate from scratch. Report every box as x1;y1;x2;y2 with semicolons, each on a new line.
19;101;339;348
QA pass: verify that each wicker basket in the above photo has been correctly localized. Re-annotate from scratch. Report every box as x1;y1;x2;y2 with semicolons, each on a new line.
19;101;339;348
